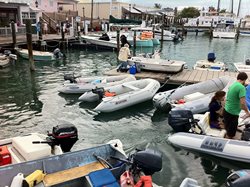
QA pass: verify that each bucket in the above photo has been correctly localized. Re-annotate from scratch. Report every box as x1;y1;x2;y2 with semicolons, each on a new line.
129;64;136;75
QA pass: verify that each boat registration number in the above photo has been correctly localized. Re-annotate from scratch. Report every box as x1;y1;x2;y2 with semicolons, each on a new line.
200;137;227;152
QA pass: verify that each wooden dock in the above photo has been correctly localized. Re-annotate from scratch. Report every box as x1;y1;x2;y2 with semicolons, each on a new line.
105;68;242;85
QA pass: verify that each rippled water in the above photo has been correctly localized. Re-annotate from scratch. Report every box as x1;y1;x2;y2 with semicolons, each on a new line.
1;34;250;187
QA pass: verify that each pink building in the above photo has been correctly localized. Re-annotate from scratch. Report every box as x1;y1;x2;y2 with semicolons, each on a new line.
32;0;58;12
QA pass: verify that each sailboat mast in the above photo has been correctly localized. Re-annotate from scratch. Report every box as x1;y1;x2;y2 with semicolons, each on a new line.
237;0;242;17
217;0;220;14
231;0;234;14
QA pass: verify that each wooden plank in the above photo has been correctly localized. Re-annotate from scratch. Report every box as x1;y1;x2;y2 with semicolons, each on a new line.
193;70;203;83
212;71;219;78
206;71;214;80
223;71;231;76
188;69;199;83
43;161;105;187
199;70;209;82
171;70;188;82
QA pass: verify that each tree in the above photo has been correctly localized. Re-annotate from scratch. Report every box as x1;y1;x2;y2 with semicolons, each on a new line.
179;7;200;18
219;9;227;13
154;3;162;9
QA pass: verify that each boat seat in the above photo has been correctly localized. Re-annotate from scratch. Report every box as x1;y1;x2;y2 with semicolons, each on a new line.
43;161;105;187
122;83;139;91
12;134;52;161
198;112;226;138
86;168;120;187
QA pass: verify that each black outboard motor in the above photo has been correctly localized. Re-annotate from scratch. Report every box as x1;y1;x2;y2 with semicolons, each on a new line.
168;109;194;132
226;170;250;187
64;74;77;83
245;59;250;65
92;87;105;100
48;123;78;152
99;33;110;41
131;149;162;176
241;124;250;141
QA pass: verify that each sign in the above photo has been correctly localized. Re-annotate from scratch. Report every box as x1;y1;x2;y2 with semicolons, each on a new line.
75;16;81;22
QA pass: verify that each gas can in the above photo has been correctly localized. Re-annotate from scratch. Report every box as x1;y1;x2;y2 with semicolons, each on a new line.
0;146;11;166
120;171;134;187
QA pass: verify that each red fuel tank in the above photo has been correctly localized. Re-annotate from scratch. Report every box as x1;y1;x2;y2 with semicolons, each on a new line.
0;146;12;166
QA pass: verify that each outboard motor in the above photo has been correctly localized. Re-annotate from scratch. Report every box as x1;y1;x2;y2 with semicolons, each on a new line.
168;110;194;132
99;33;110;41
226;170;250;187
48;123;78;152
245;59;250;65
131;149;162;176
3;50;11;56
92;87;105;100
207;52;216;62
64;74;77;83
53;48;63;59
241;124;250;141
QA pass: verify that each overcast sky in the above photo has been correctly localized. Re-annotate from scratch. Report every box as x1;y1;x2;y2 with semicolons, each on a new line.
122;0;250;17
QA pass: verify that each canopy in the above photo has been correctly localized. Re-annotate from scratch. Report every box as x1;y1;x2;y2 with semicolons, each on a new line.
109;15;142;25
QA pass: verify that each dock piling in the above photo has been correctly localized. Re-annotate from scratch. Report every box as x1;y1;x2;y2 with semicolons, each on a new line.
133;30;136;56
116;30;120;53
11;21;16;48
25;19;35;71
61;22;65;49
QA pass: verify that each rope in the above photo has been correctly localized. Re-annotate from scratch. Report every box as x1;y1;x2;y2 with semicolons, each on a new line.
160;75;171;89
46;43;60;48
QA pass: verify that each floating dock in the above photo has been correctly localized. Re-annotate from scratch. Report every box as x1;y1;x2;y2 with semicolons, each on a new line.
105;69;241;85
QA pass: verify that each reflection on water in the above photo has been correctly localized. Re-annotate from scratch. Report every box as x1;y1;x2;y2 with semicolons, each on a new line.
1;35;250;186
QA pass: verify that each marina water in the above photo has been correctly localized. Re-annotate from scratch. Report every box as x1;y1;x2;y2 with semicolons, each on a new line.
1;33;250;186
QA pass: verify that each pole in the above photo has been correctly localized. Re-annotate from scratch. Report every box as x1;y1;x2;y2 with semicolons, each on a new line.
25;19;35;71
61;22;65;49
152;25;155;38
160;24;164;50
217;0;221;15
231;0;234;14
11;21;16;48
82;7;85;35
91;0;94;31
237;0;241;17
133;30;136;56
209;19;214;39
116;30;120;53
236;19;242;40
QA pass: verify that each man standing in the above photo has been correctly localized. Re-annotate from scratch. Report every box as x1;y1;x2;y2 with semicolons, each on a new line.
117;43;130;72
224;72;250;139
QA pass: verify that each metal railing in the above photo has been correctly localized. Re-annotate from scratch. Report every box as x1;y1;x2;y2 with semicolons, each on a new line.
0;27;26;36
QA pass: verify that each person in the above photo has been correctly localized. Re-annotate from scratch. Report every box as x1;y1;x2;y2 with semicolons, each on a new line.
223;72;250;139
117;43;131;72
209;91;226;129
43;22;48;35
56;23;60;35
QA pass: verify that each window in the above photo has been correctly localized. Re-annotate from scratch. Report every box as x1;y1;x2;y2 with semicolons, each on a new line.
30;12;36;19
22;12;29;19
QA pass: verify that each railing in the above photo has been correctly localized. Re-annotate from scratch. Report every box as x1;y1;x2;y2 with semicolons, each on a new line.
45;12;75;22
42;12;57;32
0;27;26;36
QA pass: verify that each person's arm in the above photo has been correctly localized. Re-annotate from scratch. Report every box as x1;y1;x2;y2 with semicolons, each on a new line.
240;97;250;115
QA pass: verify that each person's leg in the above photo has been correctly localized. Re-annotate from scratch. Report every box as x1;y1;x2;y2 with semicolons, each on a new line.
224;110;238;138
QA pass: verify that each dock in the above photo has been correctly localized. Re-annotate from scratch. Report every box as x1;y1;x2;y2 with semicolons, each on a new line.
105;68;241;85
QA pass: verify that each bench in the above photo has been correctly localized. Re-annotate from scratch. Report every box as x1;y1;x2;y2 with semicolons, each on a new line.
43;161;105;187
195;112;226;138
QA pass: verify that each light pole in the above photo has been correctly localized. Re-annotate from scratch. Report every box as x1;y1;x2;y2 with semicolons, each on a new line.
91;0;93;31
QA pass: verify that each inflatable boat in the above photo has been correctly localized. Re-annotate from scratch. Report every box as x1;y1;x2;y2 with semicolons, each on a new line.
167;110;250;163
153;76;235;113
58;75;136;94
84;78;160;112
193;52;227;72
128;51;186;73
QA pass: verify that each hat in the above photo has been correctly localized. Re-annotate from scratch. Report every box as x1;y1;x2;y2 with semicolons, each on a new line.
124;43;129;48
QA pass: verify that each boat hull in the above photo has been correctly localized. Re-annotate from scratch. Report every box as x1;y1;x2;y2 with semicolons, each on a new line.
81;35;118;48
94;79;160;112
16;49;55;61
153;76;235;113
213;31;236;39
168;132;250;163
234;62;250;72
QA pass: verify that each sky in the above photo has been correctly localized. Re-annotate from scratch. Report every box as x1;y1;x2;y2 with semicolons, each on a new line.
122;0;250;17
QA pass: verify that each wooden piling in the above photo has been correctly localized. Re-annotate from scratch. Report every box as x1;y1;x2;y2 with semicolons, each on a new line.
236;18;242;40
209;19;214;38
116;30;120;53
25;19;35;71
133;30;136;56
160;24;164;49
61;22;65;49
152;25;155;38
11;21;16;48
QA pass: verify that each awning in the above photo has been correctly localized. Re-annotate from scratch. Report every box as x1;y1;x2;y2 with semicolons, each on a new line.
122;7;141;14
30;6;41;12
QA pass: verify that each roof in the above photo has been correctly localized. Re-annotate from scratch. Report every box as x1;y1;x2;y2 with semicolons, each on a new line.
0;0;29;3
30;6;41;12
122;7;141;14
